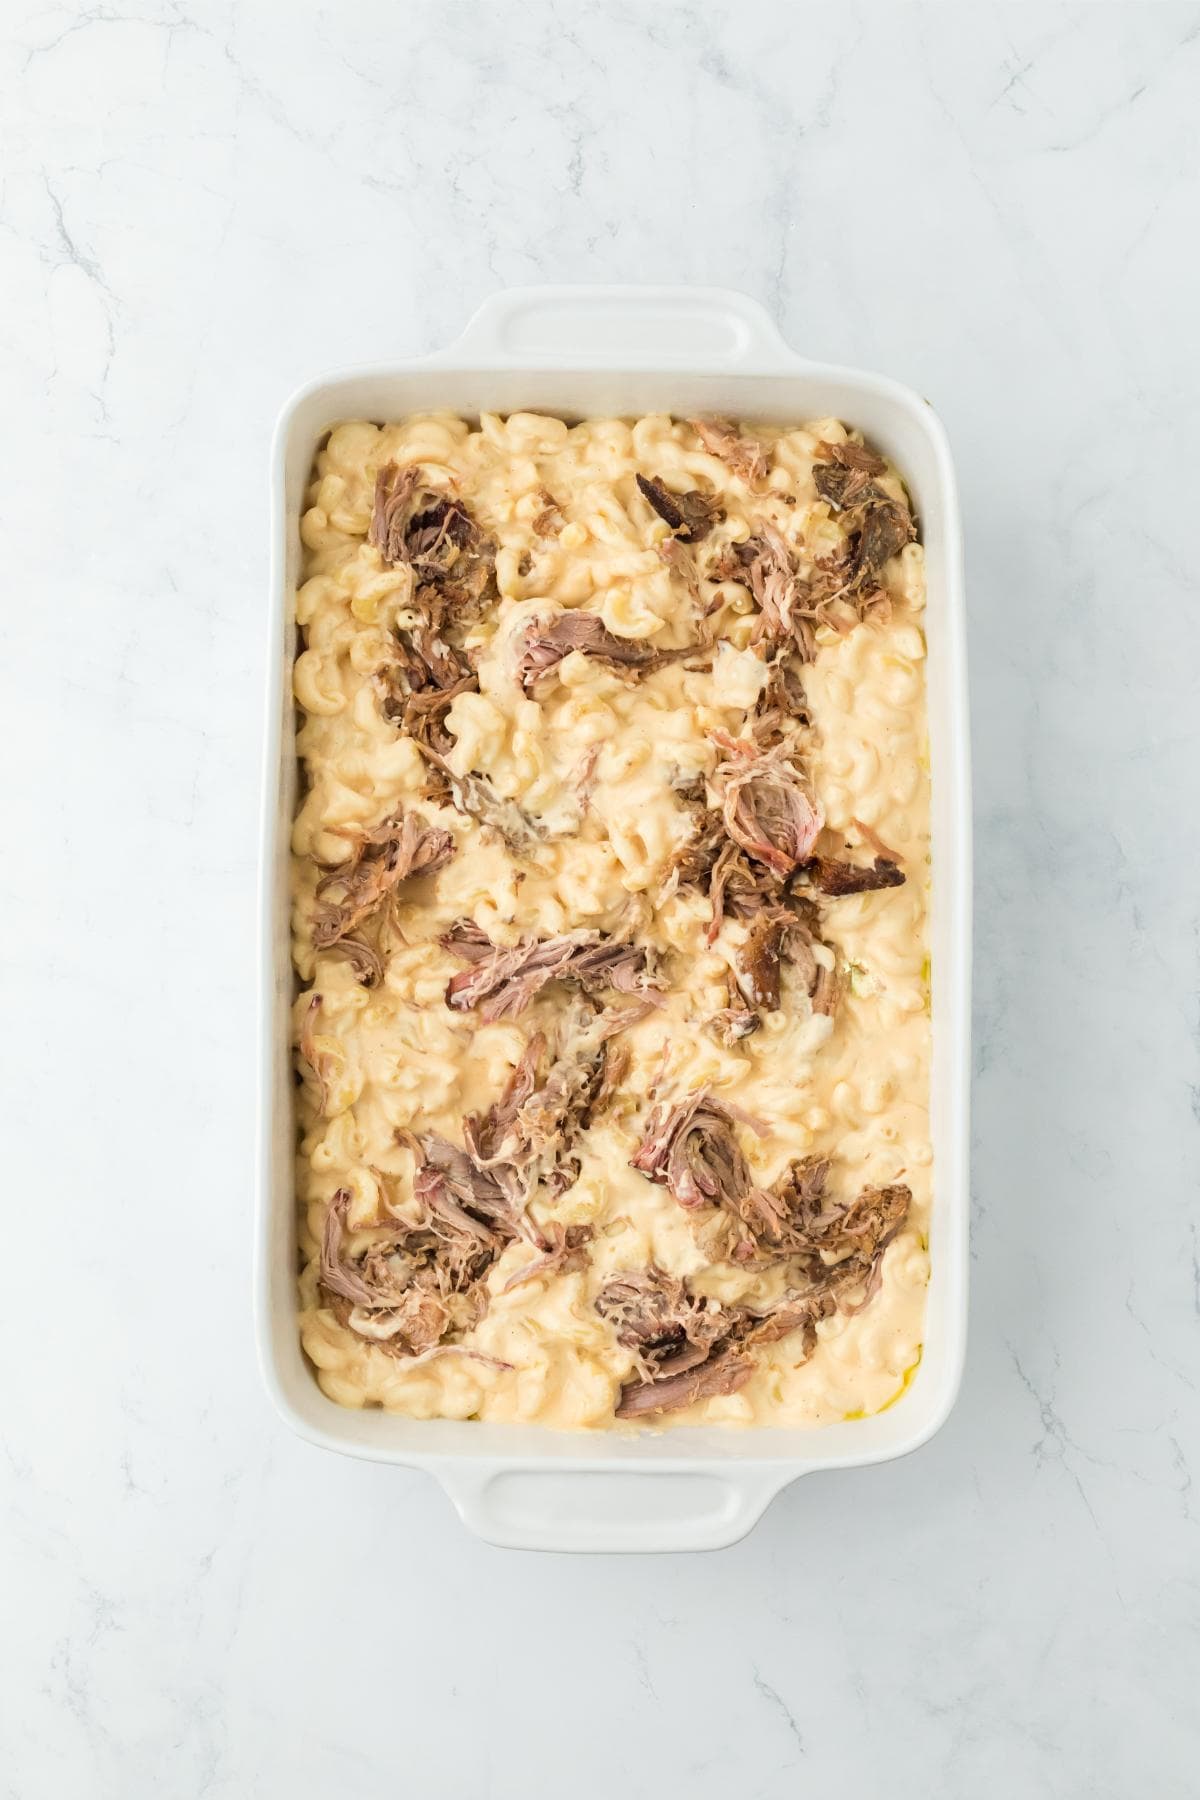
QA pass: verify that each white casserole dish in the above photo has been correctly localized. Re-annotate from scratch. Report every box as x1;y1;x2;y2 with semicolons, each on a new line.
258;286;970;1553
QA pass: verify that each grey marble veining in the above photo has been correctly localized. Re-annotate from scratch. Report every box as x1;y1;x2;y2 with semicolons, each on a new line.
2;2;1198;1794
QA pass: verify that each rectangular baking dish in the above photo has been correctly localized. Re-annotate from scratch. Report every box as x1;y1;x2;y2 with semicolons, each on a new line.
258;286;970;1553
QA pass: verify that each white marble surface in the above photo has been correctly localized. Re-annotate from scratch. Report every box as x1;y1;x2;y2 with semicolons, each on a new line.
3;1;1199;1793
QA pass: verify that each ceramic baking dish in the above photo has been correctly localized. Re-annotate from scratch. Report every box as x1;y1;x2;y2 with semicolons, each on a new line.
257;285;970;1553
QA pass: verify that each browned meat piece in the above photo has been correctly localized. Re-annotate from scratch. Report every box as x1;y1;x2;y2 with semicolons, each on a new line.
810;441;916;597
595;1267;730;1378
690;417;769;487
802;854;905;897
442;923;664;1022
811;440;887;511
311;807;456;948
707;969;761;1046
401;1129;527;1246
736;910;791;1010
716;527;820;662
635;474;724;543
853;501;916;585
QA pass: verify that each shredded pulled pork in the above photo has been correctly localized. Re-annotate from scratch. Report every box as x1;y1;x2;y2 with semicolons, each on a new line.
752;656;810;747
532;488;564;537
635;474;723;543
630;1091;767;1224
298;992;336;1113
594;1266;836;1419
770;1160;912;1307
811;441;915;598
712;734;823;879
515;610;702;693
312;807;456;949
463;1000;613;1202
811;439;886;509
326;934;384;988
319;1186;510;1363
707;442;916;654
369;464;496;620
597;1160;912;1415
707;969;761;1046
377;625;478;756
401;1129;529;1246
711;527;819;663
500;1223;595;1294
416;747;543;852
442;922;664;1022
691;417;769;487
630;1092;910;1273
594;1268;743;1414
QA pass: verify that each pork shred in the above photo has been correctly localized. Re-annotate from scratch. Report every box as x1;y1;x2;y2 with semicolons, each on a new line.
515;610;702;693
377;625;478;756
707;440;915;653
769;1159;912;1307
600;1161;913;1414
594;1266;834;1419
711;527;819;663
734;897;837;1020
691;416;769;487
810;439;916;593
416;747;543;853
594;1268;747;1418
500;1223;595;1294
711;734;823;879
298;992;336;1113
318;1186;500;1361
751;657;809;748
735;908;793;1011
802;854;905;897
630;1091;769;1233
326;934;384;988
368;463;496;620
531;489;564;537
629;1091;910;1273
635;474;724;543
462;1000;613;1203
442;922;664;1022
311;807;456;948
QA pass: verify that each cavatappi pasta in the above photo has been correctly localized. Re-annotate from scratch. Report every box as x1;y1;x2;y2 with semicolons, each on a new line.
292;410;931;1429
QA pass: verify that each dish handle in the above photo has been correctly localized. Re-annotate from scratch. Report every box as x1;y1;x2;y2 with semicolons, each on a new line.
450;285;796;369
435;1464;795;1554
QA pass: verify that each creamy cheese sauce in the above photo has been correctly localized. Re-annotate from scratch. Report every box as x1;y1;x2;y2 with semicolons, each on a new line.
291;411;931;1429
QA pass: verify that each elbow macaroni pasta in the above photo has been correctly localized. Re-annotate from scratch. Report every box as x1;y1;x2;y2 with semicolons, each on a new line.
292;412;932;1429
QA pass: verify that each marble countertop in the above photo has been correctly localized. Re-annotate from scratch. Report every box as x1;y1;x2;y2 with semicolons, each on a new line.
4;2;1198;1794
